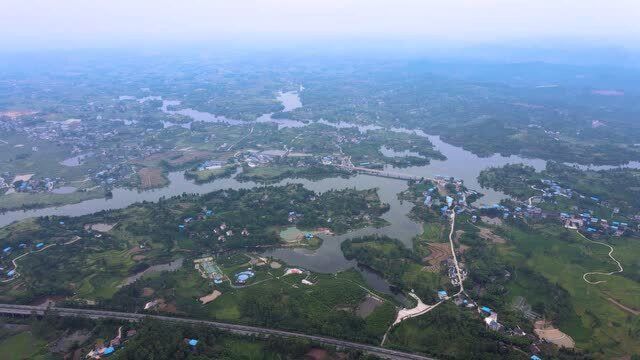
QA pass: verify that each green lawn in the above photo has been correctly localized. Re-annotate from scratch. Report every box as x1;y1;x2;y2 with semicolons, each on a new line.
0;332;48;360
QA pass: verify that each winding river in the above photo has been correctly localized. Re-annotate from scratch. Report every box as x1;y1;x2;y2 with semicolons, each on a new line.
2;91;637;296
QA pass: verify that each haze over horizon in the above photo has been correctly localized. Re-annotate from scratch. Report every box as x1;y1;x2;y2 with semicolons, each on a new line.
2;0;639;53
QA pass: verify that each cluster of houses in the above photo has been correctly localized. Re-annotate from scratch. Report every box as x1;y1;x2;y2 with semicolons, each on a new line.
320;154;352;168
197;160;225;171
211;222;250;242
0;176;9;191
539;179;573;198
446;259;467;287
86;327;137;359
241;151;276;168
1;242;46;280
561;212;629;236
5;176;64;194
177;208;250;243
2;109;175;192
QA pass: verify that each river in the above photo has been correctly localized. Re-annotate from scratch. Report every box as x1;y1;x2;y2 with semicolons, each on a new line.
1;91;635;296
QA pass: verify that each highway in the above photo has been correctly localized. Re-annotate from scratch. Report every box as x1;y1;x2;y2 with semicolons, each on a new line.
0;303;436;360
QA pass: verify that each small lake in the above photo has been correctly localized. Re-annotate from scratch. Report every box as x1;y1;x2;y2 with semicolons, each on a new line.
277;91;302;112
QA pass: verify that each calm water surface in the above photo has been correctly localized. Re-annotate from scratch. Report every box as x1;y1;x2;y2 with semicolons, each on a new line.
4;92;637;292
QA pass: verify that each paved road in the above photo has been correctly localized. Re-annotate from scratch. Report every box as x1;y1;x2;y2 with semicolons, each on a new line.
447;211;465;296
0;304;436;360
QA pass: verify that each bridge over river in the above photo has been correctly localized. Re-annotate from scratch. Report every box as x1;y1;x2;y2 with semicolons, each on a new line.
337;165;433;182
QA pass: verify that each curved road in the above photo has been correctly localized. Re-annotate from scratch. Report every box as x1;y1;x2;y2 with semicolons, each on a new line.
0;304;436;360
576;230;624;285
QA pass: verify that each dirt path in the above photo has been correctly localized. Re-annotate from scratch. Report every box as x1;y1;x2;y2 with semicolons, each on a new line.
576;230;623;284
227;126;254;151
606;297;640;316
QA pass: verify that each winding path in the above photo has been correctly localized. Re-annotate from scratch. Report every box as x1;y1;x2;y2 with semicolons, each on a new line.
0;244;56;283
576;230;623;284
1;236;81;283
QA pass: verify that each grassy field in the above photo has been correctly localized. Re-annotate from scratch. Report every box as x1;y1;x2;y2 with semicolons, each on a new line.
387;302;526;359
238;165;304;182
185;165;235;183
0;189;105;211
0;331;48;360
497;223;640;357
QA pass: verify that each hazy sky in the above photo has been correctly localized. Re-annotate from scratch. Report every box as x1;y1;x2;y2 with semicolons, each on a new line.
2;0;639;50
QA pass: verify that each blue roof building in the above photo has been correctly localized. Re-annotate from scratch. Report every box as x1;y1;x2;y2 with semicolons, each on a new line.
3;247;11;253
531;355;542;360
103;346;114;355
234;270;255;284
446;196;454;207
36;242;44;248
7;270;15;277
188;339;198;346
480;306;492;313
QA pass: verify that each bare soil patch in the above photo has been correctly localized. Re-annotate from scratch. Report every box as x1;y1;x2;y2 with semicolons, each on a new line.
49;330;92;353
355;294;383;318
0;110;38;119
141;287;155;297
84;223;116;232
480;216;503;226
135;149;208;167
423;243;450;271
478;227;507;244
167;150;211;167
199;290;222;304
305;348;330;360
138;167;167;189
534;320;575;348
